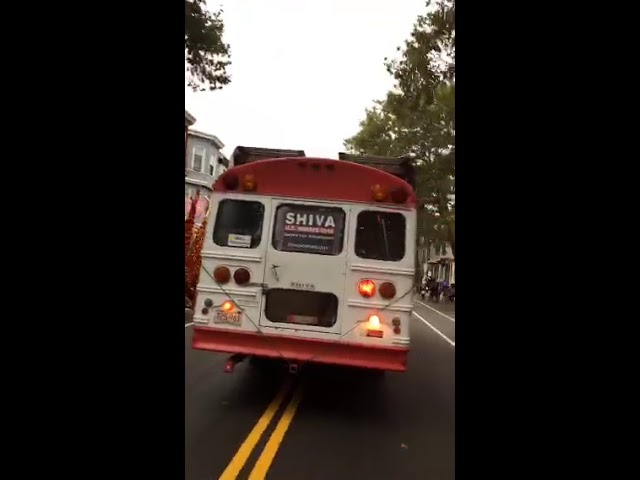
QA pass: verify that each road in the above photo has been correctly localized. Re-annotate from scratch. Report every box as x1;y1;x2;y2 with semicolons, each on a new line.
185;299;455;480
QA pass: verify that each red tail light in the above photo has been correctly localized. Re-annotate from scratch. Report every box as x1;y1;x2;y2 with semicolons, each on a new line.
358;279;376;297
234;267;251;285
222;173;239;190
379;282;396;299
214;266;231;283
390;187;409;204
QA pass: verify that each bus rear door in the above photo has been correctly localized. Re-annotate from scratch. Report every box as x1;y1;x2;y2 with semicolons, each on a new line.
259;200;349;336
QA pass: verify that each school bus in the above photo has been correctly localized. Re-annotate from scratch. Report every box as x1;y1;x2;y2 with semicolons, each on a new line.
190;148;417;373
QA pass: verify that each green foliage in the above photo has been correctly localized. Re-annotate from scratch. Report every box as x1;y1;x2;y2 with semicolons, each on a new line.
344;0;455;258
185;0;231;91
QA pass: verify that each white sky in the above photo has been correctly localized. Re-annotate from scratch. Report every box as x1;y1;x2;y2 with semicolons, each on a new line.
185;0;427;159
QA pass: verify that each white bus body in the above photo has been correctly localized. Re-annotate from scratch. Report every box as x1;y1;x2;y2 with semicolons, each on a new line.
191;156;416;372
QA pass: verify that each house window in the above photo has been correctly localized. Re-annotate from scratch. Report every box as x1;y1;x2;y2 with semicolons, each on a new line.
192;146;205;172
209;153;218;177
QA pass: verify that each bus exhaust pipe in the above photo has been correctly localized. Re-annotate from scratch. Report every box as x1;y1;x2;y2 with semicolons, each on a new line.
224;354;246;373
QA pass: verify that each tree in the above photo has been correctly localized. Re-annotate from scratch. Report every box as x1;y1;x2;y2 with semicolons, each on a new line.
185;0;231;91
344;0;455;262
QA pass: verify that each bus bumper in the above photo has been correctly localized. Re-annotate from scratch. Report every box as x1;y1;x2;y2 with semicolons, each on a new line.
192;326;409;372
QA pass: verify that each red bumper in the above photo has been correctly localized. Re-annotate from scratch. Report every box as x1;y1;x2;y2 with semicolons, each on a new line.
192;326;409;372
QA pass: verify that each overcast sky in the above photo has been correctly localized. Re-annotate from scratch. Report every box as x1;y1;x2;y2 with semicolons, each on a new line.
185;0;427;159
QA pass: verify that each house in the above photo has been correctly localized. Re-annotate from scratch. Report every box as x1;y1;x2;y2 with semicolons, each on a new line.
421;241;455;284
185;110;196;174
186;129;229;197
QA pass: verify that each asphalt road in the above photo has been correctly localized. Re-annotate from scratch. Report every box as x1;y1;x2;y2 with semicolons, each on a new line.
185;299;455;480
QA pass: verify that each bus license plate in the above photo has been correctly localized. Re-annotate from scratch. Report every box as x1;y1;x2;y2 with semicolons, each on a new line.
214;310;241;326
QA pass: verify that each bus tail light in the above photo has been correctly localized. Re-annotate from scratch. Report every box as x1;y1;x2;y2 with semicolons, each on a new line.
241;174;257;192
214;266;231;283
221;300;235;312
366;314;383;338
358;279;376;297
390;187;409;204
234;267;251;285
371;184;388;202
379;282;396;299
222;173;239;190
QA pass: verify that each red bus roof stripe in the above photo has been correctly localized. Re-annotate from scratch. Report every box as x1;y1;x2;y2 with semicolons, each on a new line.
213;157;417;207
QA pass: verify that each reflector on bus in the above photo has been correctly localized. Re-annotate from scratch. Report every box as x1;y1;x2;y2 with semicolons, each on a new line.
392;317;402;335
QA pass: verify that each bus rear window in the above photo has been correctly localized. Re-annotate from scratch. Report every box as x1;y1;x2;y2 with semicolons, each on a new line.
213;199;264;248
355;211;406;261
272;204;345;256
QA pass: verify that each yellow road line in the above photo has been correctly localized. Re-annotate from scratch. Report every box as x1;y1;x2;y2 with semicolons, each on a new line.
218;380;291;480
247;383;304;480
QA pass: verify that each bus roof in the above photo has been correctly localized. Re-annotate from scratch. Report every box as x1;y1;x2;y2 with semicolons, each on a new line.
231;146;306;167
214;157;417;208
337;153;416;189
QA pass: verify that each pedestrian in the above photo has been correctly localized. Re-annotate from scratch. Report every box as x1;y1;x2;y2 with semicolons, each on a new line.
427;277;437;301
420;277;426;298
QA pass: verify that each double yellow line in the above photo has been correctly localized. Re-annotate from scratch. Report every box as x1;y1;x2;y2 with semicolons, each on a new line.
219;380;304;480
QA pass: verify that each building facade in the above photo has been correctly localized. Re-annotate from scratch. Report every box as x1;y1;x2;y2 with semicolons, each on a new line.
185;129;229;198
419;240;455;284
185;110;196;174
